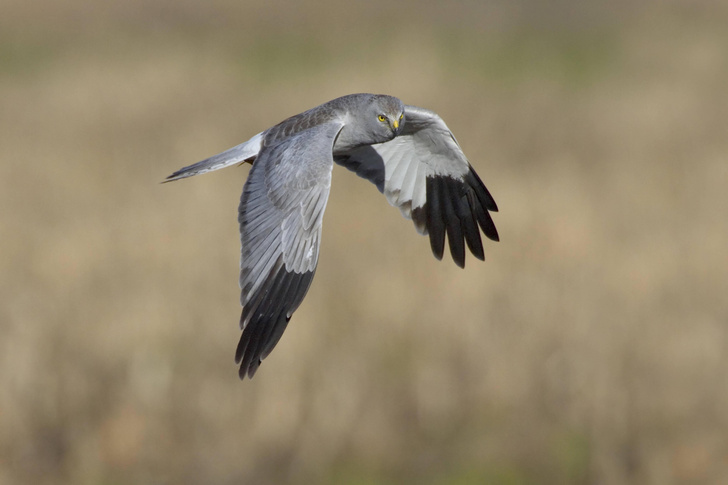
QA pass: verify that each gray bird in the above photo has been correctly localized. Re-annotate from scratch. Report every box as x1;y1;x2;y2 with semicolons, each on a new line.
166;93;499;378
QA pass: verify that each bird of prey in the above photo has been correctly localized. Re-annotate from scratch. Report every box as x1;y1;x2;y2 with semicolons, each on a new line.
166;93;499;379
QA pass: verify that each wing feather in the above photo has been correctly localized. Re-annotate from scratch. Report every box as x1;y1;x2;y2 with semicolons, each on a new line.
461;191;485;261
398;155;420;208
386;147;411;198
426;177;447;260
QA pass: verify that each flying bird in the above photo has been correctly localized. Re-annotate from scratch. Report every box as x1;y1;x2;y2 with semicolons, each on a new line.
166;94;499;379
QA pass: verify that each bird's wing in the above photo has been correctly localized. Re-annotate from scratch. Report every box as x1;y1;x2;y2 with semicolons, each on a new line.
335;105;498;268
236;121;343;378
164;132;264;182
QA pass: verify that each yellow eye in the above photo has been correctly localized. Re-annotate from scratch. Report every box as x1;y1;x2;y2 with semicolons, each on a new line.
399;113;404;120
378;115;387;122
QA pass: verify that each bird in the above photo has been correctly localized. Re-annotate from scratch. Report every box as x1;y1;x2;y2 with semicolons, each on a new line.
165;93;499;379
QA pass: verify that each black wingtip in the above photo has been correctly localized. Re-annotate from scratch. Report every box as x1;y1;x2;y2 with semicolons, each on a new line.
459;191;485;262
421;171;498;266
426;177;446;260
453;255;466;269
467;168;498;212
438;177;466;268
247;360;261;379
235;265;316;380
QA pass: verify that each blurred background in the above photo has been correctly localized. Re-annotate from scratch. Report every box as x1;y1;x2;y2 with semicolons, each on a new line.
2;0;727;483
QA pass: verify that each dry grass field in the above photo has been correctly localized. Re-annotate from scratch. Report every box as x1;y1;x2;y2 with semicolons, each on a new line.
1;1;727;484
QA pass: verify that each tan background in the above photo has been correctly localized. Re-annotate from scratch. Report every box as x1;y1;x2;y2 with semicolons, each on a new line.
1;1;727;483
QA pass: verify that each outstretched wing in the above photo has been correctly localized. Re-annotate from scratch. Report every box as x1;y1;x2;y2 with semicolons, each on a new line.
236;121;343;378
335;105;498;268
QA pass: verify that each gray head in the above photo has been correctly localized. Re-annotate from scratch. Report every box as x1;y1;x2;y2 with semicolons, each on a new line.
333;94;405;152
365;94;405;140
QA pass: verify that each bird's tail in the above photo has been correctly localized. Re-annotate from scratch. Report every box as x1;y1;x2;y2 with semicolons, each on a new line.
163;132;264;183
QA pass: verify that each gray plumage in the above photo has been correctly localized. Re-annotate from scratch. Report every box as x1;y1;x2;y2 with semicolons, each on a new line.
166;93;499;379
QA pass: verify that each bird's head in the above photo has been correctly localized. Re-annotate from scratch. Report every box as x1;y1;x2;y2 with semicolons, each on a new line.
365;94;405;142
332;94;406;153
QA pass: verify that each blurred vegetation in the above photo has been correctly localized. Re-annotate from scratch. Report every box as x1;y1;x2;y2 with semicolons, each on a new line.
1;1;727;484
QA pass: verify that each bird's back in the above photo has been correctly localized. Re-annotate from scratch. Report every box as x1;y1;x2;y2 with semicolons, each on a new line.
261;94;388;148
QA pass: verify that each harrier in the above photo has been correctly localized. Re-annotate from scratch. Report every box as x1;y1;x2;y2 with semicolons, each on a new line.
166;94;499;378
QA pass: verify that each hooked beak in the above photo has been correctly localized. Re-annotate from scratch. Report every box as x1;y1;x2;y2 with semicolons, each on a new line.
391;117;403;136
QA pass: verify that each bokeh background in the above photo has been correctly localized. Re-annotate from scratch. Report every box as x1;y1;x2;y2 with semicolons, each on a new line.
2;0;727;483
